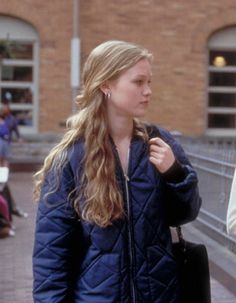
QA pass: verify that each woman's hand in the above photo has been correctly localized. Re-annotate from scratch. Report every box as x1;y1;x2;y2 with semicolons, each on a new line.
149;137;175;173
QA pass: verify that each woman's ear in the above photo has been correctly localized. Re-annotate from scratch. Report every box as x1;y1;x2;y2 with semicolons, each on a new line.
100;82;110;95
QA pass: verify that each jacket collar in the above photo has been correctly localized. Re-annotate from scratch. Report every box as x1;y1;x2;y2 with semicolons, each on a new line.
109;134;148;178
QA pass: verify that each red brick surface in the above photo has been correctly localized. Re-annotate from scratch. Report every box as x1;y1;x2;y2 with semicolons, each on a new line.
1;1;236;135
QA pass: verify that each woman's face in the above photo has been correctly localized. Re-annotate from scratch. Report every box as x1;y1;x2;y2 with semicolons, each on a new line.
106;58;152;118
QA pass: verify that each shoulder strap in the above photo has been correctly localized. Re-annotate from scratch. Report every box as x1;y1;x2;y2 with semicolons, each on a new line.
176;226;185;244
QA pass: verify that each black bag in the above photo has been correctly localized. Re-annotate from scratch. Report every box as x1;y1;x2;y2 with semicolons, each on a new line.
172;227;211;303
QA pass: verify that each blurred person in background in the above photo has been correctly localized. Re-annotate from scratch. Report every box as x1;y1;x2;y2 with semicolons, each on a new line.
0;166;15;238
0;96;27;219
1;101;22;142
0;113;15;237
227;168;236;237
0;111;10;167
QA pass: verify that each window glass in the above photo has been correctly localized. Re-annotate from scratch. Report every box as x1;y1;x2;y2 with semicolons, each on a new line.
209;93;236;108
209;50;236;67
1;88;33;104
208;114;236;128
209;72;236;87
12;109;33;126
1;66;33;82
0;40;33;59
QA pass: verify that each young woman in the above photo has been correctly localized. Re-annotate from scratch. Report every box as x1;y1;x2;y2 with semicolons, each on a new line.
33;40;201;303
226;168;236;237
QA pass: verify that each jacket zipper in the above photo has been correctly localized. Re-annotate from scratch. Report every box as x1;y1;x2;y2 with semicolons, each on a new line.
112;141;136;302
123;146;136;303
124;172;136;303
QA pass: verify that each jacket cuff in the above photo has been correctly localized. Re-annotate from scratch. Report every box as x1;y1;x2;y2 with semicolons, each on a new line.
161;160;187;183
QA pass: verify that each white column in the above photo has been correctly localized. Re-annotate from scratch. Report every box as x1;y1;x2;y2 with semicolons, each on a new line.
71;0;80;113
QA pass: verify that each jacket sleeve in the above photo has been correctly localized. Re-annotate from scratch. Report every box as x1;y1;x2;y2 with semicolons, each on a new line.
33;161;81;303
158;128;202;227
226;168;236;237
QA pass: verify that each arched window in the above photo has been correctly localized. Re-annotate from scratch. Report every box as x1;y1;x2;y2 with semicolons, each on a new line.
0;15;39;134
207;27;236;136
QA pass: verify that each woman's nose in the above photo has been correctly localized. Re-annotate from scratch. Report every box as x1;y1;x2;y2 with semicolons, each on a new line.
143;84;152;96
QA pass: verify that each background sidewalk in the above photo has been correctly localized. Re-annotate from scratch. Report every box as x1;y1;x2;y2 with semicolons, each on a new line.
0;172;235;303
0;172;36;303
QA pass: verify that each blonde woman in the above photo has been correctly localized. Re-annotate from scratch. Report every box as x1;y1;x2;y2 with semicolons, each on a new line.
33;40;201;303
227;168;236;236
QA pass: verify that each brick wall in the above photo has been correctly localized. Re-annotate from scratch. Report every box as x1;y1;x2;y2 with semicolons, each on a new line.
1;0;236;136
0;0;73;132
80;0;236;136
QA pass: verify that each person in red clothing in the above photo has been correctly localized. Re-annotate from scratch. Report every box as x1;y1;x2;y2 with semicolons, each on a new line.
0;102;27;218
0;167;15;238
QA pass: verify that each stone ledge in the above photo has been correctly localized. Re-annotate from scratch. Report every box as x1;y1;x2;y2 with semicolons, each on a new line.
9;141;55;171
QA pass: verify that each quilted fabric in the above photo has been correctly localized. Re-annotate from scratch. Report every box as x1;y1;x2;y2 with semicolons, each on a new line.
33;126;201;303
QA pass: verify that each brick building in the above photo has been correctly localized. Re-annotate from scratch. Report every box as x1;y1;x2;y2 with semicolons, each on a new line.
0;0;236;137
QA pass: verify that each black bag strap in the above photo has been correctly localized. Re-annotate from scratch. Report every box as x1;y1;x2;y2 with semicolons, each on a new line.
176;226;186;245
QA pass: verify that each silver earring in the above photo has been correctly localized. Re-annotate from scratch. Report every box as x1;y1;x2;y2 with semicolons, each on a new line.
105;92;111;99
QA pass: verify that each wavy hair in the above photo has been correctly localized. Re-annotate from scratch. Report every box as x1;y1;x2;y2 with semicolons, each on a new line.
34;40;153;227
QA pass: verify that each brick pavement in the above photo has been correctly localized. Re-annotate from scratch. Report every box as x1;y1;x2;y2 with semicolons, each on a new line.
0;172;36;303
0;172;235;303
211;279;236;303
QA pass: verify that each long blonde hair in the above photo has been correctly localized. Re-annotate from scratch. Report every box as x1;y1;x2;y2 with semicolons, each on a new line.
34;40;153;227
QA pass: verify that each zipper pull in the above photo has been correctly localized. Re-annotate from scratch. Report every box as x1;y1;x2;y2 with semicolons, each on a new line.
124;173;130;182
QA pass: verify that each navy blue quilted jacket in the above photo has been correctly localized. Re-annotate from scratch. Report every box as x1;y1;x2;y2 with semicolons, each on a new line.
33;126;201;303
